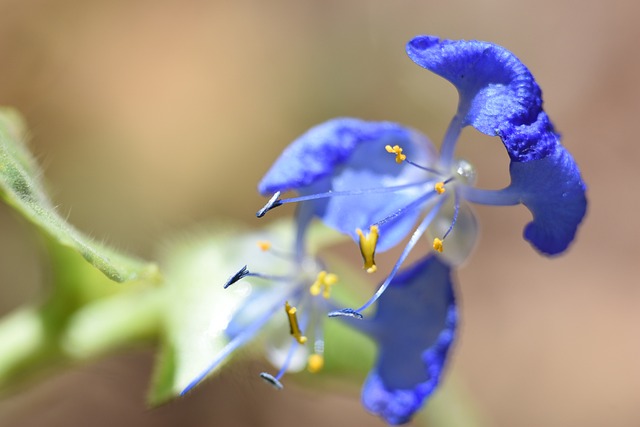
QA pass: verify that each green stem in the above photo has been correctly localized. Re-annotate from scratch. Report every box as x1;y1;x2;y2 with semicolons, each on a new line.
0;307;62;390
0;289;166;393
61;289;165;359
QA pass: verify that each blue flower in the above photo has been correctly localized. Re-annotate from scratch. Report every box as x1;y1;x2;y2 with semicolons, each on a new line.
348;254;457;425
256;35;587;317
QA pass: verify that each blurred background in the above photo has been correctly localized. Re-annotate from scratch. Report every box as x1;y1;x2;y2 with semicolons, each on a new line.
0;0;638;426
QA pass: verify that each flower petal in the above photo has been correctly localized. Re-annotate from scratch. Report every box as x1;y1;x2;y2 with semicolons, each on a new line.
259;118;438;251
407;36;587;253
509;142;587;255
406;35;552;161
359;255;456;424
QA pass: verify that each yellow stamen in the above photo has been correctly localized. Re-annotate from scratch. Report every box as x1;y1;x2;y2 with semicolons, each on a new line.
307;354;324;373
309;271;339;299
434;181;446;194
285;302;307;344
356;225;379;273
257;240;271;251
385;144;407;163
433;237;444;253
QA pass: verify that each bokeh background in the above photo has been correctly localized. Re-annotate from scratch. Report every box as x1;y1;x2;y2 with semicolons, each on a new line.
0;0;638;426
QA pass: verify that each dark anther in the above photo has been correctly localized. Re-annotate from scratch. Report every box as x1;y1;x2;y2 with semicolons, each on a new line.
259;372;283;390
327;308;364;320
224;265;250;289
256;191;283;218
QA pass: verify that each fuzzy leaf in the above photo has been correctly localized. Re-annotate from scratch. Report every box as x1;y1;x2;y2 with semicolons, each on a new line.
0;108;159;283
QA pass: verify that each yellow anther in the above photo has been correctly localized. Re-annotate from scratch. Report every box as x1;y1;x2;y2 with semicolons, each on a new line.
284;302;307;344
307;354;324;373
433;238;444;253
385;144;407;163
310;271;339;299
257;240;272;251
356;225;379;273
434;181;446;194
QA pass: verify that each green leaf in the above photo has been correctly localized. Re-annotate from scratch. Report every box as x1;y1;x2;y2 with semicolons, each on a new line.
0;107;159;283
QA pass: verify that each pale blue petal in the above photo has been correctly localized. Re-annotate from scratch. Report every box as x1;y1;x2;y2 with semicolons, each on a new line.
225;288;279;339
181;288;283;395
258;118;426;193
259;118;437;251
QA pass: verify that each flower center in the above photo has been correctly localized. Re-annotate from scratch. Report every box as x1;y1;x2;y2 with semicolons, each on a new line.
452;159;476;186
328;150;477;318
254;149;479;319
224;241;338;388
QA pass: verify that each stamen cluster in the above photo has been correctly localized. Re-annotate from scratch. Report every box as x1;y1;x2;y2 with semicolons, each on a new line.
223;240;341;389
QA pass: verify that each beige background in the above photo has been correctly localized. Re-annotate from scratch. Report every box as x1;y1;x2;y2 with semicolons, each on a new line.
0;0;638;426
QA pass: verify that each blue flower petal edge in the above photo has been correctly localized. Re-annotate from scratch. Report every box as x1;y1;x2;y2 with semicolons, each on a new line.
258;118;437;251
509;143;587;255
258;118;420;194
407;35;587;254
406;35;545;159
352;255;456;424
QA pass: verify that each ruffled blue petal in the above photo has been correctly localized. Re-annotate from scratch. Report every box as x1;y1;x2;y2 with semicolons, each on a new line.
359;255;456;424
259;118;438;251
407;36;587;253
508;143;587;255
406;35;553;162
